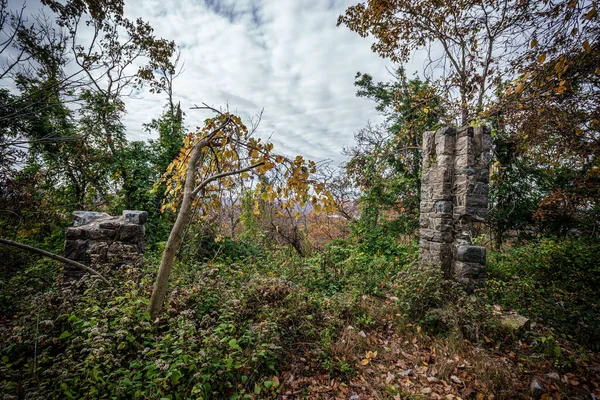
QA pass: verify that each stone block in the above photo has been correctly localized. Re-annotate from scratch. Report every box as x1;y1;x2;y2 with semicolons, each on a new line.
122;210;148;225
107;242;139;262
118;224;144;242
421;228;453;243
419;125;490;288
85;228;118;241
72;211;110;227
64;210;147;281
87;241;109;261
65;227;86;240
456;126;473;138
435;133;455;155
64;239;90;262
434;200;452;213
435;154;455;170
453;261;486;280
456;245;486;264
465;195;489;208
470;182;489;195
478;126;492;153
430;217;454;233
438;126;456;137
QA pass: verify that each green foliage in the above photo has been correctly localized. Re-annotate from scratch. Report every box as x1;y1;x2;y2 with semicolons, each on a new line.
488;129;543;247
0;240;414;398
486;237;600;349
146;102;185;176
2;231;600;398
489;237;600;292
394;264;496;342
346;67;444;242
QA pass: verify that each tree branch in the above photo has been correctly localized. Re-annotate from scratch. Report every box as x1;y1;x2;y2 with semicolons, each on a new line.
0;238;112;287
192;162;265;196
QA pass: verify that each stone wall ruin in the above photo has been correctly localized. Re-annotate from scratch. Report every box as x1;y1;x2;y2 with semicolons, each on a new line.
419;126;492;289
64;210;147;279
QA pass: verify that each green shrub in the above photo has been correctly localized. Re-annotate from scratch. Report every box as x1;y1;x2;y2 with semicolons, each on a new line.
489;236;600;293
394;264;496;341
487;237;600;349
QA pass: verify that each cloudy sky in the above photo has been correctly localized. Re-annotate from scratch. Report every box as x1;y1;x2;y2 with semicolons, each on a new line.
7;0;428;165
118;0;431;165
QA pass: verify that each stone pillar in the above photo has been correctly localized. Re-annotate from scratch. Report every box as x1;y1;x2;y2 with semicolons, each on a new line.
64;210;147;280
419;126;491;289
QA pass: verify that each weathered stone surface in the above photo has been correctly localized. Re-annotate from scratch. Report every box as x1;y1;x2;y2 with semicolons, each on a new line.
499;312;531;332
454;261;486;286
434;200;453;213
530;376;546;398
72;211;110;227
456;245;486;264
419;125;491;289
64;210;146;280
122;210;148;225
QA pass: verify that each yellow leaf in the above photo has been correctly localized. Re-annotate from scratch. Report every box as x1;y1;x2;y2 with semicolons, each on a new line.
537;53;546;64
360;359;370;365
583;40;591;53
253;200;260;215
366;350;377;359
515;83;525;94
530;39;537;48
586;8;597;19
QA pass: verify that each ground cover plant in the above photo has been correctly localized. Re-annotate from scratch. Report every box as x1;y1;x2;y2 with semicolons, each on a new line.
2;236;600;399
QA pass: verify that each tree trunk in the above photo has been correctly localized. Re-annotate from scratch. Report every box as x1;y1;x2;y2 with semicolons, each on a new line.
149;143;203;320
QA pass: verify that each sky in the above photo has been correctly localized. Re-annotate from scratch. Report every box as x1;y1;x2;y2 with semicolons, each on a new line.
119;0;430;166
6;0;427;166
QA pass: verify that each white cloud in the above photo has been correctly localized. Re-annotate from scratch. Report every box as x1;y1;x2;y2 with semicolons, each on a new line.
123;1;426;165
6;0;430;165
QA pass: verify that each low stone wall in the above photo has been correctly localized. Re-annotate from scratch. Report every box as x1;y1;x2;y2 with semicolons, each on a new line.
64;210;147;279
419;126;491;289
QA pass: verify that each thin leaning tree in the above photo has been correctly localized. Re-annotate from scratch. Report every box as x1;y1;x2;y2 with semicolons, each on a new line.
149;106;332;319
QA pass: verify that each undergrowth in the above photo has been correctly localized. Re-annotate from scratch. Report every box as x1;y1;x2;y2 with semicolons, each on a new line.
1;236;599;398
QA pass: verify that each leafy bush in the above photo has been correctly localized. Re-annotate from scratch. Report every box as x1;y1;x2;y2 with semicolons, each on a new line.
487;237;600;349
489;237;600;293
394;264;496;341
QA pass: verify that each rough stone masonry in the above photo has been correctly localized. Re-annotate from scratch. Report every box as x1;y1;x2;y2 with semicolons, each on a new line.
64;210;147;279
419;126;492;289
